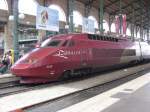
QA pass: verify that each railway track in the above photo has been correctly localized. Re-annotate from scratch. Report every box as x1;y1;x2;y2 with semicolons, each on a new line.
0;77;80;98
0;81;58;97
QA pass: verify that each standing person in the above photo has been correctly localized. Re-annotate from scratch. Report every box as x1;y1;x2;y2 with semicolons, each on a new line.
0;50;12;74
0;53;8;74
7;50;12;67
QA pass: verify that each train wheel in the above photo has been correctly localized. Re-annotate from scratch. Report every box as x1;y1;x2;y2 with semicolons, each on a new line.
62;70;71;79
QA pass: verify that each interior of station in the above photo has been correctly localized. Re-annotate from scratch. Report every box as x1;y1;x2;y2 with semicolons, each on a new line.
0;0;150;57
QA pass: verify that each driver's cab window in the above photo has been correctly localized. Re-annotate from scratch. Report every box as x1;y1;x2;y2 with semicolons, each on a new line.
40;39;62;47
68;40;75;47
62;40;68;47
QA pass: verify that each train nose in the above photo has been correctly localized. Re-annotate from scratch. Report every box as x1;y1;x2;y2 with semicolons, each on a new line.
11;64;31;76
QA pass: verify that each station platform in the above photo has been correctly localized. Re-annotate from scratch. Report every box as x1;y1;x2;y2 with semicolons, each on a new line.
0;74;14;79
58;72;150;112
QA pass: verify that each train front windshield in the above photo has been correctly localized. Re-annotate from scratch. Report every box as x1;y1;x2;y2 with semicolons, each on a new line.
40;39;62;47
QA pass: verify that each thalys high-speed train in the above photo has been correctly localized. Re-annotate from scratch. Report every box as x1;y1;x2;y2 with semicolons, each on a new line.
11;33;150;83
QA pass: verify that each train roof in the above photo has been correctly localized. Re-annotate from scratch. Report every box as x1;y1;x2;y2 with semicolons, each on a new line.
49;33;132;43
50;33;87;40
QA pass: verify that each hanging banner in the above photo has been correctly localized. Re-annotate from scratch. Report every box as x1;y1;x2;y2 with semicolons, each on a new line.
123;14;127;35
115;15;119;34
36;5;59;31
82;18;95;34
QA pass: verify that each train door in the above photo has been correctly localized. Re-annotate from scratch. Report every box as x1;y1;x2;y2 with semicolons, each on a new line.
80;49;89;67
80;41;92;68
66;39;82;69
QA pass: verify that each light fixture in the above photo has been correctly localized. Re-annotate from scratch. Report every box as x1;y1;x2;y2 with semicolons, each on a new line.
26;21;30;25
19;13;25;19
96;31;100;34
65;25;69;29
8;15;14;21
123;34;126;37
75;24;79;28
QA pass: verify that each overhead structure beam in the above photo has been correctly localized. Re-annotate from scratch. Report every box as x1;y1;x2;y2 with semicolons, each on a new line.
127;14;147;24
104;0;120;9
84;0;95;17
110;0;139;15
126;8;141;16
127;7;148;26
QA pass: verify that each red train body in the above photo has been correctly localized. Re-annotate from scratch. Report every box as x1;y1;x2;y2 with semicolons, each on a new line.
11;33;150;83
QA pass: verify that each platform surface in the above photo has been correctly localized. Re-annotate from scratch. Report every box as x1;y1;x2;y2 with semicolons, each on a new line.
0;73;14;78
58;72;150;112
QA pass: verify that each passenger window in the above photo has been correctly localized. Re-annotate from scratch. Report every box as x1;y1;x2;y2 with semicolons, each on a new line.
68;40;75;47
101;36;104;41
88;34;93;40
104;36;106;41
62;40;68;47
97;35;100;40
47;40;61;47
93;35;97;40
41;39;61;47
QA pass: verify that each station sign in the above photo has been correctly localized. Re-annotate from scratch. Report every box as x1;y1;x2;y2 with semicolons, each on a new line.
36;5;59;31
82;18;95;34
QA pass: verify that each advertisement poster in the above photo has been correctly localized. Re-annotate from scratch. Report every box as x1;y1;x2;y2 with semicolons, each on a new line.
36;5;59;31
82;18;95;34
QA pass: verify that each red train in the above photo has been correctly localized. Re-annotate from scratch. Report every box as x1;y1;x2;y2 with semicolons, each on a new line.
11;33;150;83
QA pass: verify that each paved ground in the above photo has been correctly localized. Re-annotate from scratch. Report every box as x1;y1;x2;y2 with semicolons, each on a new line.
25;70;150;112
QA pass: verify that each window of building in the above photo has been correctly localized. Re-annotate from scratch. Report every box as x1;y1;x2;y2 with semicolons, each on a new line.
49;4;66;22
88;16;98;29
0;0;8;10
73;11;83;26
111;23;116;33
18;0;38;16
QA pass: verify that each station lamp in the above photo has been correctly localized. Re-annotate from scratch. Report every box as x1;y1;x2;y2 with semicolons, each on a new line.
8;15;14;21
9;13;25;21
19;13;25;19
65;25;69;29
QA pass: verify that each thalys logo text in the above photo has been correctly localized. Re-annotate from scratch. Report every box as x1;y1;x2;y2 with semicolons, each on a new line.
53;49;90;59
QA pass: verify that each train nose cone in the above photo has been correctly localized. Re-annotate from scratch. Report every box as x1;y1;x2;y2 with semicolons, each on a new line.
11;64;31;76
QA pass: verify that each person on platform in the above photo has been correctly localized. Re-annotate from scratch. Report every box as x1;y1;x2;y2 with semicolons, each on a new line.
0;50;12;74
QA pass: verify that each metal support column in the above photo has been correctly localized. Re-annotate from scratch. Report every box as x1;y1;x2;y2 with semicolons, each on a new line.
119;0;122;34
148;29;150;41
132;5;135;40
99;0;104;34
13;0;19;61
140;0;143;40
148;7;150;41
68;0;74;33
85;2;90;17
135;26;138;38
